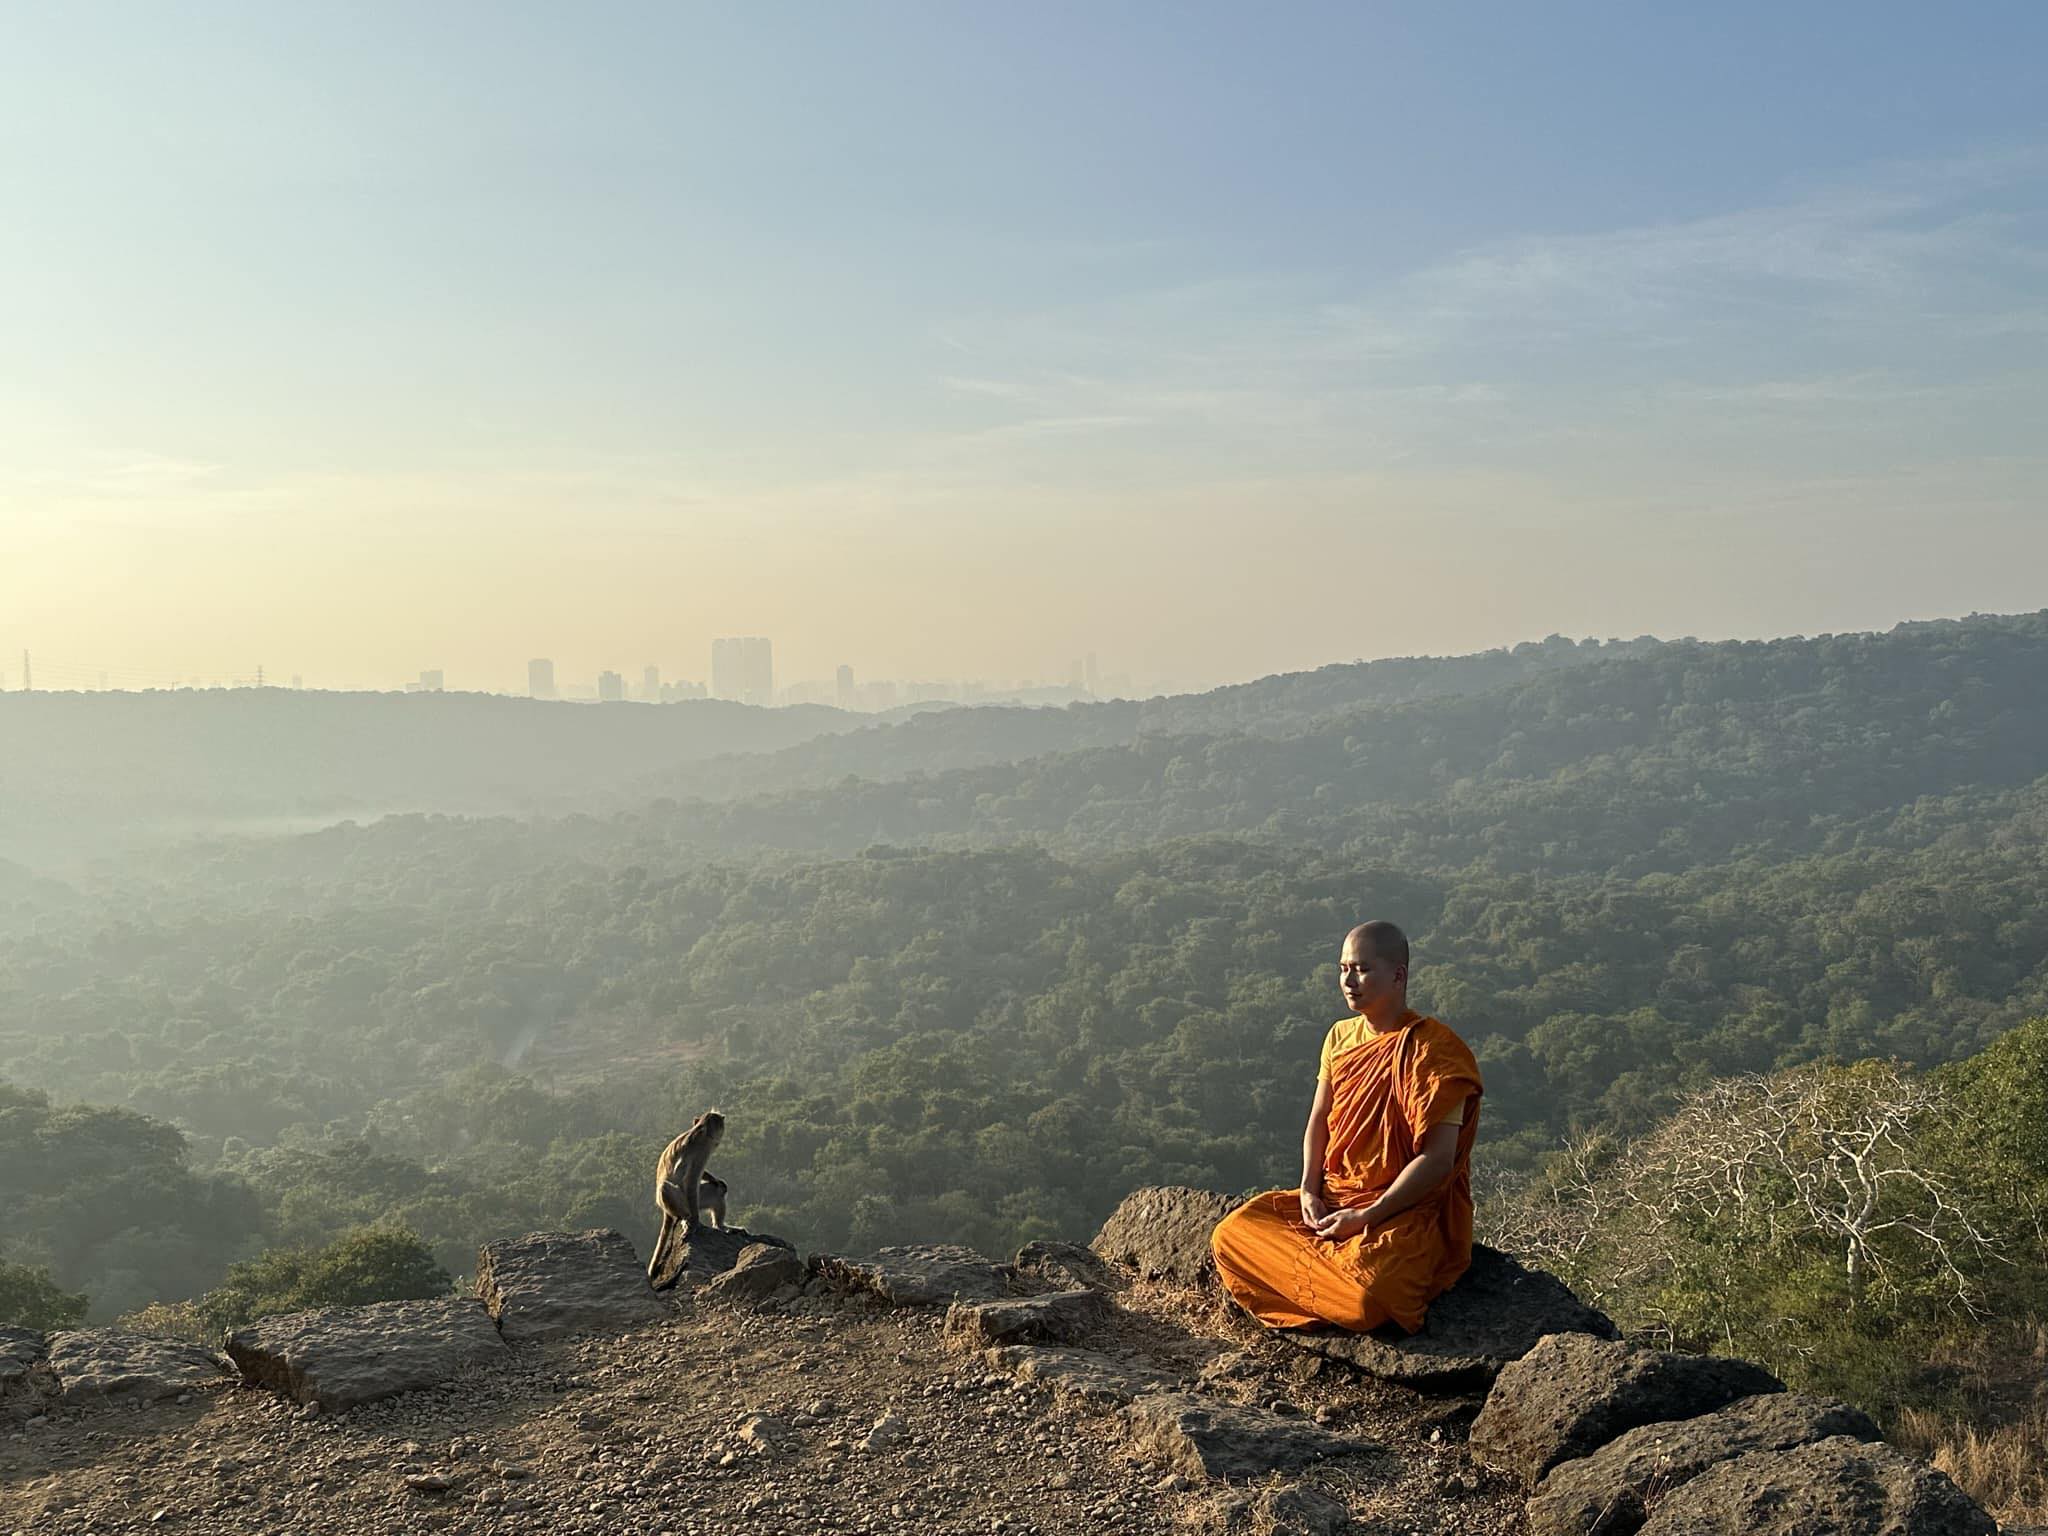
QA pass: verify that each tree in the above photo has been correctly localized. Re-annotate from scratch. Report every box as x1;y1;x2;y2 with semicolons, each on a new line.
0;1260;88;1331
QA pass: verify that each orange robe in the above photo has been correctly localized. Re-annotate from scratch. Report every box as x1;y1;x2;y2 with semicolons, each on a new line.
1211;1010;1482;1332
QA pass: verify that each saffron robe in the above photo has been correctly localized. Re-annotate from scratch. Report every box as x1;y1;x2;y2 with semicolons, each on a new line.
1211;1010;1483;1332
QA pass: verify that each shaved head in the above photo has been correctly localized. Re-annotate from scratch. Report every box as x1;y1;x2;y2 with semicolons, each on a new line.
1344;921;1409;971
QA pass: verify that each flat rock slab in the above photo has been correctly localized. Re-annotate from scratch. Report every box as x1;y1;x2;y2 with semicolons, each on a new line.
1636;1434;1996;1536
701;1242;806;1304
810;1244;1014;1306
476;1228;668;1343
1092;1186;1243;1288
1471;1332;1785;1488
1122;1391;1371;1482
225;1297;507;1410
1287;1244;1618;1389
1014;1240;1126;1292
984;1345;1176;1408
945;1288;1116;1348
45;1329;230;1404
650;1225;794;1292
1527;1392;1881;1536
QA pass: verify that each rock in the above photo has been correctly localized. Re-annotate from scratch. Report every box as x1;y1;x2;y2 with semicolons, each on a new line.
1470;1333;1786;1488
1121;1391;1369;1481
649;1224;796;1292
224;1297;507;1410
944;1288;1116;1348
984;1345;1175;1408
701;1243;807;1305
738;1412;792;1451
1526;1392;1881;1536
0;1328;44;1391
1091;1186;1243;1287
1014;1240;1126;1292
475;1229;668;1343
1635;1435;1996;1536
1256;1482;1354;1535
1286;1244;1618;1388
809;1244;1014;1306
862;1411;908;1452
44;1329;230;1404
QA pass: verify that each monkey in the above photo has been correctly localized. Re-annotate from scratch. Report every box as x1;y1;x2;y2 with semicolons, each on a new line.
647;1109;725;1282
694;1171;728;1232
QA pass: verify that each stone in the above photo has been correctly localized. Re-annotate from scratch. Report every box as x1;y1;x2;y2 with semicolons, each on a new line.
224;1297;507;1410
1091;1186;1243;1287
809;1244;1014;1306
0;1328;44;1391
701;1243;807;1305
649;1224;796;1292
475;1229;668;1343
1635;1435;1996;1536
1286;1244;1618;1388
862;1411;908;1452
44;1329;230;1404
1255;1483;1354;1535
1121;1391;1370;1481
983;1345;1175;1409
1471;1333;1785;1488
1526;1392;1881;1536
738;1412;792;1451
1013;1241;1126;1292
944;1288;1116;1348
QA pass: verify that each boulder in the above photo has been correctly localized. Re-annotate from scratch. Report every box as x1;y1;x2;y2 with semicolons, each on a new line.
1092;1186;1243;1287
649;1224;795;1292
1122;1391;1371;1481
1255;1483;1355;1536
225;1297;507;1410
1014;1240;1126;1292
0;1327;44;1391
1525;1392;1881;1536
475;1229;668;1343
701;1243;807;1305
1470;1332;1784;1488
44;1329;230;1404
1287;1244;1618;1388
809;1244;1013;1306
944;1288;1116;1348
1635;1434;1996;1536
983;1345;1176;1408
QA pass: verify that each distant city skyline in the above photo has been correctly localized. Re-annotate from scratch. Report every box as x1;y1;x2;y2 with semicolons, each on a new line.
4;7;2044;692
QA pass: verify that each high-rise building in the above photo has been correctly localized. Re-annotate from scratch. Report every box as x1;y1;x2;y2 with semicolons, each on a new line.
711;637;774;706
528;658;557;700
1084;652;1100;695
597;669;625;702
417;669;444;692
835;664;856;710
642;664;660;702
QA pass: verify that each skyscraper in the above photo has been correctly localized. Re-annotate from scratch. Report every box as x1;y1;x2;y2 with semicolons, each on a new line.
528;658;557;700
711;637;774;706
836;664;855;710
642;664;660;702
597;669;625;702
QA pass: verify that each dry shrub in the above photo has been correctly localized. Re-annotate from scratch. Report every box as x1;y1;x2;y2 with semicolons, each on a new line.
113;1299;211;1344
1891;1318;2048;1526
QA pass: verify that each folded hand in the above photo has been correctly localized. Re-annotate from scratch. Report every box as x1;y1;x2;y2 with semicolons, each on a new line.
1312;1207;1371;1242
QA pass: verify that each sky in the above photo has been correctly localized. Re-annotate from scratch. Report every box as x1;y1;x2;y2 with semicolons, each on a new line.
3;2;2045;696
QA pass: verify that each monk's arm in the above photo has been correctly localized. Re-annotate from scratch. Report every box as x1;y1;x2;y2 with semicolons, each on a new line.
1298;1075;1334;1225
1359;1116;1462;1225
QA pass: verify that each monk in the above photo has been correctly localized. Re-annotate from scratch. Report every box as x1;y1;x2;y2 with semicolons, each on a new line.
1211;920;1483;1333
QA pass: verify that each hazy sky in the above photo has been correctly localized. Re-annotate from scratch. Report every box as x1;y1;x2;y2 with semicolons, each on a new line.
4;3;2044;695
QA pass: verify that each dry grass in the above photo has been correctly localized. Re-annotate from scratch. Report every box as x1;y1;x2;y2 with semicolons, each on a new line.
1892;1318;2048;1527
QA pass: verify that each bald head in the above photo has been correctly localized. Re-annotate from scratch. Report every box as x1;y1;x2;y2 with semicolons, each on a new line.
1345;921;1409;971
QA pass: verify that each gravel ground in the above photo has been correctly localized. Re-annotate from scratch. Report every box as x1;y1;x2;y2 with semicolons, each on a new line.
0;1281;1523;1535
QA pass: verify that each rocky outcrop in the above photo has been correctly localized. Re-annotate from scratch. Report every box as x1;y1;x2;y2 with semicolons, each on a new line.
1122;1391;1374;1481
700;1242;806;1304
809;1243;1015;1306
1091;1186;1243;1286
1288;1244;1618;1388
1524;1392;1881;1536
475;1228;668;1343
1470;1332;1785;1488
648;1223;795;1292
1014;1239;1125;1292
225;1297;507;1410
44;1329;230;1404
943;1287;1115;1348
0;1327;45;1391
1635;1435;1996;1536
